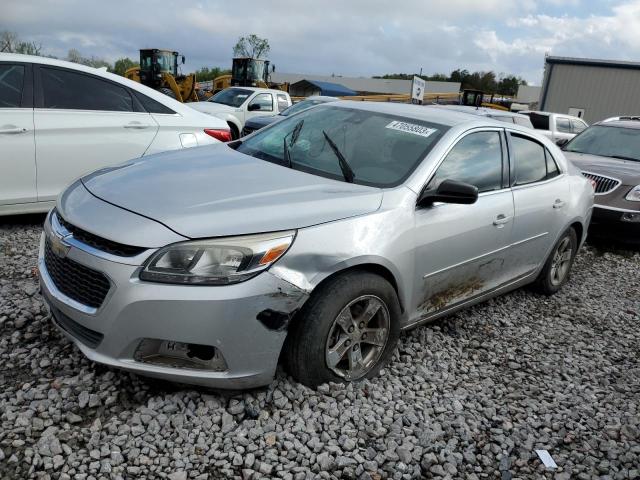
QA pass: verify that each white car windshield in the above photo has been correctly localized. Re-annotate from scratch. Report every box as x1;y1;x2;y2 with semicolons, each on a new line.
236;105;448;187
209;88;252;107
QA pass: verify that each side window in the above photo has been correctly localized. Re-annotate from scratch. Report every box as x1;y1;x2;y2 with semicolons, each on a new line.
571;119;587;133
276;94;288;113
0;64;25;108
555;117;572;133
429;131;503;193
545;149;560;178
133;91;175;114
511;134;550;185
40;67;133;112
248;93;273;112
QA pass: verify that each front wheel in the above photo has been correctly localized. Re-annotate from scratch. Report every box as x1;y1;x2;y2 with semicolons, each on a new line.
284;271;401;388
533;227;578;295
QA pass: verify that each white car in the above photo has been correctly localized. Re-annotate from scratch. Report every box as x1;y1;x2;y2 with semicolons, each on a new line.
189;87;292;139
0;53;230;216
519;111;588;144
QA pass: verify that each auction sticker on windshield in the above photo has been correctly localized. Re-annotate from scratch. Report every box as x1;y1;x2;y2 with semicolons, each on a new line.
386;120;437;138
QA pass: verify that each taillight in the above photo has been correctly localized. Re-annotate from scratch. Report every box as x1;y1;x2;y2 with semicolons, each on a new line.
204;129;232;142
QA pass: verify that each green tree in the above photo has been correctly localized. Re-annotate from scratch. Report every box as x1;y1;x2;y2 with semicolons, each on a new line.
194;66;231;82
1;30;42;55
66;49;112;71
113;57;138;76
233;34;270;59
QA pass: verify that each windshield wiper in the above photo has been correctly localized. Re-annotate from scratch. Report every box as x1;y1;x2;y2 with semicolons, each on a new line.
322;130;355;183
283;120;304;168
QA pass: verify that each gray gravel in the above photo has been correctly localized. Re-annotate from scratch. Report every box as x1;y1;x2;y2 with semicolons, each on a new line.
1;216;639;480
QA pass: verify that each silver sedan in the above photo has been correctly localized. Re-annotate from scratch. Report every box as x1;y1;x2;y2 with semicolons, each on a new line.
38;102;594;389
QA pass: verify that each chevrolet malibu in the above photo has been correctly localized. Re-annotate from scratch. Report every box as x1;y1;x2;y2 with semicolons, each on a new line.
38;103;593;389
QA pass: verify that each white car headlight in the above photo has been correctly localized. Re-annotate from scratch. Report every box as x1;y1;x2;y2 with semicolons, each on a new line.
625;185;640;202
140;231;295;285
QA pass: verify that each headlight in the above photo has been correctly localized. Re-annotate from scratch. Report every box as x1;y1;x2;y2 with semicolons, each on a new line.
625;185;640;202
140;231;295;285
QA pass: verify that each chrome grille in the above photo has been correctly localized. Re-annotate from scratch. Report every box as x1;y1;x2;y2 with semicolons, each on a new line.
44;237;111;309
581;172;621;195
54;211;146;257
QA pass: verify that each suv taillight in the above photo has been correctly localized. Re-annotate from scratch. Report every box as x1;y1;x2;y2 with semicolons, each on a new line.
204;129;232;142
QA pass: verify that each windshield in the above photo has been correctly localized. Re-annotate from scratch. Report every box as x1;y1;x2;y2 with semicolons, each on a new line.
565;125;640;162
236;105;448;187
281;99;333;117
208;88;252;107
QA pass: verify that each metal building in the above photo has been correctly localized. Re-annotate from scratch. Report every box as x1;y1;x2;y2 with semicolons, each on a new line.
539;56;640;123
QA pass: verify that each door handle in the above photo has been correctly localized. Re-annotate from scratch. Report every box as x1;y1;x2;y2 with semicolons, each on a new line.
493;214;511;227
553;199;566;209
0;127;28;134
123;122;150;129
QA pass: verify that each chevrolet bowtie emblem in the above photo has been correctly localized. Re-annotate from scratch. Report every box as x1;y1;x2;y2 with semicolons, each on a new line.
50;234;71;258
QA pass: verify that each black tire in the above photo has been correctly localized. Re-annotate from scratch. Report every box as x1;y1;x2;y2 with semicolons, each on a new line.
228;123;239;140
158;87;177;99
284;271;401;388
533;227;578;295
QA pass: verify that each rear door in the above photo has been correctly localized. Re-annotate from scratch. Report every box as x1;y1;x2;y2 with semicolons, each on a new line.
412;129;515;317
33;65;158;202
0;61;36;205
507;131;570;277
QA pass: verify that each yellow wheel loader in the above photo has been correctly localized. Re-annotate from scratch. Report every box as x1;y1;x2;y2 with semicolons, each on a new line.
125;49;198;102
213;57;288;93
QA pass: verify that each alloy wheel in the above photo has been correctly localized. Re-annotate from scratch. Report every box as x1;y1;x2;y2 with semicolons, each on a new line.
324;295;390;380
550;236;573;286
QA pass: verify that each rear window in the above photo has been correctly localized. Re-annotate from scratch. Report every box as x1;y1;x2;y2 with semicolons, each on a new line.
133;91;175;114
528;113;550;130
0;64;25;108
41;67;133;111
236;105;448;187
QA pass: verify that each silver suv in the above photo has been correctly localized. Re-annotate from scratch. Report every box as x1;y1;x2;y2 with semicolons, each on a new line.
39;102;594;389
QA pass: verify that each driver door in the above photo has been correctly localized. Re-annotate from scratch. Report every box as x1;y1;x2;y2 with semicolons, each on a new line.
245;93;274;123
411;129;515;319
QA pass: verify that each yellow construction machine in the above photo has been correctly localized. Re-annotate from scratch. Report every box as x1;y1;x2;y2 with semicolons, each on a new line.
125;49;198;102
213;57;288;93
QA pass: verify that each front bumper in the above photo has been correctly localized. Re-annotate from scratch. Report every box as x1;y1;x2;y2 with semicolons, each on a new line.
38;219;308;389
589;204;640;243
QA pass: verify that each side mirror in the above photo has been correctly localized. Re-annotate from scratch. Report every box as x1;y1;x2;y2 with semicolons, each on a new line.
555;138;569;148
181;55;186;64
247;103;261;111
418;179;479;207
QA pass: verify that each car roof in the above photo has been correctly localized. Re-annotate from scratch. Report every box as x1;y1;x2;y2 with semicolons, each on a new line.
433;104;528;118
595;119;640;129
0;52;212;117
298;96;339;102
225;86;288;94
329;101;523;129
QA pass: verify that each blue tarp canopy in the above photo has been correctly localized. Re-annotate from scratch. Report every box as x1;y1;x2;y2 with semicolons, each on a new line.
292;79;357;97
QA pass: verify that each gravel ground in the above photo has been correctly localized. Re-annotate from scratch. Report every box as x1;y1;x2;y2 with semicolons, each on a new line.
1;216;639;480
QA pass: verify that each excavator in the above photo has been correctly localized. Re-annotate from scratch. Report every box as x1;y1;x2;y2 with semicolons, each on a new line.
125;49;198;102
212;57;288;93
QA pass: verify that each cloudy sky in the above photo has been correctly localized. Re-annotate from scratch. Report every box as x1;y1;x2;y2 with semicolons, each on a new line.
4;0;640;84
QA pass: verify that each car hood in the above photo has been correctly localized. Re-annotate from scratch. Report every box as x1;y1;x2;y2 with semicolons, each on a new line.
81;144;383;239
189;101;237;116
564;151;640;184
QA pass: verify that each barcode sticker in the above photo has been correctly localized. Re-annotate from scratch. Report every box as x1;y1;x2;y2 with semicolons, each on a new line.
386;120;437;138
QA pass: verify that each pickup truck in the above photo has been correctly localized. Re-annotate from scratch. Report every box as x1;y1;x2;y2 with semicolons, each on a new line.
520;111;588;144
189;87;292;140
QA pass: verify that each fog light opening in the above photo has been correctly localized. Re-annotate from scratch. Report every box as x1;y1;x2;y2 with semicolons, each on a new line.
621;212;640;223
134;339;227;371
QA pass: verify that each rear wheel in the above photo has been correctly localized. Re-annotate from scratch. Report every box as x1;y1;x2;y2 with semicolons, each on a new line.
533;228;577;295
284;271;401;388
228;123;239;140
158;87;177;99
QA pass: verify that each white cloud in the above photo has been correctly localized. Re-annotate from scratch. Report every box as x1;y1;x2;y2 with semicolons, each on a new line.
3;0;640;84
